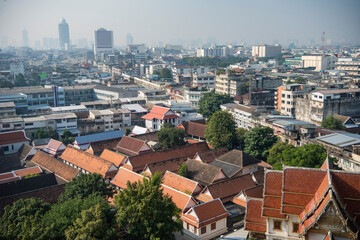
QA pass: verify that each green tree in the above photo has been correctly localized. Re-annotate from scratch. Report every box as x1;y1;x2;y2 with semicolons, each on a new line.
216;68;226;75
157;124;186;149
0;198;51;240
235;128;248;150
178;162;188;177
238;82;249;95
0;81;14;88
267;142;328;170
321;116;346;130
114;172;182;240
61;129;74;145
42;194;107;239
244;126;278;160
125;128;131;136
198;92;233;118
14;73;27;87
59;173;115;202
65;203;118;240
32;126;59;140
205;110;236;149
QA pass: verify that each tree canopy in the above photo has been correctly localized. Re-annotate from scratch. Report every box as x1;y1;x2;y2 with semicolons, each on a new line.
205;110;237;149
198;92;233;118
321;116;346;130
157;124;186;149
178;162;188;177
114;172;182;240
59;173;115;202
61;129;75;145
153;68;173;80
32;126;59;140
267;142;328;170
243;126;278;160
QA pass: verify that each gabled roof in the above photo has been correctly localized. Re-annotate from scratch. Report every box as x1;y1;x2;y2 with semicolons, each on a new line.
31;151;79;182
215;149;261;167
181;199;230;228
162;171;202;195
125;142;209;172
18;143;37;161
194;147;229;164
88;138;120;154
130;126;150;136
177;121;207;138
100;149;126;167
161;184;197;211
209;160;242;178
142;106;179;120
0;166;43;184
197;170;265;203
143;158;185;176
0;154;21;173
186;158;226;186
245;198;267;233
43;139;66;156
113;136;152;156
110;167;144;189
60;146;116;178
0;130;29;145
74;130;124;145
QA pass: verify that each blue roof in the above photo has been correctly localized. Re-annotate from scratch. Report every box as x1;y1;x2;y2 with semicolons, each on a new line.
74;130;124;145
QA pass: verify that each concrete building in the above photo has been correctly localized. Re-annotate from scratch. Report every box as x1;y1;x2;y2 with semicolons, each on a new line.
0;117;24;132
335;59;360;77
58;18;70;50
0;102;16;117
0;130;30;155
22;29;29;47
252;44;281;57
295;88;360;125
94;28;113;56
142;105;181;131
215;73;247;97
61;85;95;105
93;85;138;101
183;87;210;108
275;84;310;116
10;61;25;76
174;65;212;75
192;73;216;88
196;46;230;57
302;55;337;71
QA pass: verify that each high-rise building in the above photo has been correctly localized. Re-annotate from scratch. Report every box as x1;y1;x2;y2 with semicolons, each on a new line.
126;33;133;46
22;29;29;47
252;44;281;57
94;28;113;55
58;18;70;50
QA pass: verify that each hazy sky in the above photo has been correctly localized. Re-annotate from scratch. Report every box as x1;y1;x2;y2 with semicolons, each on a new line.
1;0;359;47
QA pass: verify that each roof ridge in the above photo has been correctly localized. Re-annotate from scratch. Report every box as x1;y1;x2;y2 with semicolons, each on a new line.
164;170;199;185
119;166;146;178
162;184;193;198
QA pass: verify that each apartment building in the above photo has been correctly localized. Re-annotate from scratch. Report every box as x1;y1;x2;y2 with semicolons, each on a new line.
252;44;282;57
295;88;360;125
215;73;247;97
335;59;360;77
275;84;310;116
192;73;216;88
301;54;337;71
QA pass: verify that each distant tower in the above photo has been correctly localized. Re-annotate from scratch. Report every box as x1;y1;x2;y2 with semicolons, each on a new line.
22;29;29;47
94;28;114;56
126;33;133;46
58;18;70;50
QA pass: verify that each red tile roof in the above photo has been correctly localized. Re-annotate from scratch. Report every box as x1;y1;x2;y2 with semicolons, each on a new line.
0;130;29;145
176;121;207;139
113;136;152;156
245;198;267;233
60;146;117;178
100;149;126;167
110;167;144;189
181;199;230;228
161;184;197;211
31;151;79;182
142;106;179;120
143;158;185;176
13;166;42;177
162;171;202;195
125;142;209;172
46;139;65;151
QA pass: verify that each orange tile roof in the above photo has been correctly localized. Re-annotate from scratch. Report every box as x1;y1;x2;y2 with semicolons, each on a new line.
181;199;230;228
126;142;209;172
110;167;144;189
161;184;197;211
100;149;126;167
46;139;65;152
60;146;116;178
245;198;267;233
142;106;179;120
13;166;42;177
162;171;201;195
31;151;79;182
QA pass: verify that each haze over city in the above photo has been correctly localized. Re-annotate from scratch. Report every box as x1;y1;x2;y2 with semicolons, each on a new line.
1;0;360;48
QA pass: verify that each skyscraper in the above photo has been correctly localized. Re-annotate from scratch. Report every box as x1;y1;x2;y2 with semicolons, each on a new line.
126;33;133;46
94;28;113;55
22;29;29;47
58;18;70;50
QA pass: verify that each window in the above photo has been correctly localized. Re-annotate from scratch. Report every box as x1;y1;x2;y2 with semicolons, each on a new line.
2;124;10;128
211;222;216;230
1;146;9;152
292;223;299;233
201;227;206;234
187;223;190;230
273;220;282;230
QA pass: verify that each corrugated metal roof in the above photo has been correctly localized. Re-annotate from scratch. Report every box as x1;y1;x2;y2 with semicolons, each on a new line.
316;132;360;147
74;130;124;145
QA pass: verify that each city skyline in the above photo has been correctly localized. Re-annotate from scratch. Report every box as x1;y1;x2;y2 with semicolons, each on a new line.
0;0;360;48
